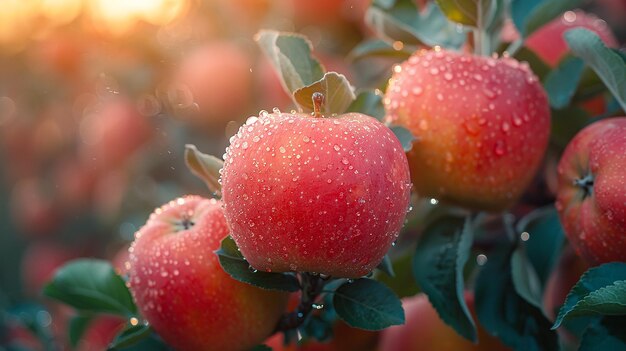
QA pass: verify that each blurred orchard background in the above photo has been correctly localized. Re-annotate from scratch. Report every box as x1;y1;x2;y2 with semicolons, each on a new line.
0;0;624;350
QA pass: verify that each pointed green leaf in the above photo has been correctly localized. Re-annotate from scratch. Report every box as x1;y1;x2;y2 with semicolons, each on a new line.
553;263;626;329
184;144;223;197
333;278;404;330
215;237;300;292
69;315;93;348
376;254;395;277
565;28;626;112
511;248;543;309
511;0;584;37
256;30;324;98
544;56;585;109
43;259;136;317
293;72;356;115
412;216;477;342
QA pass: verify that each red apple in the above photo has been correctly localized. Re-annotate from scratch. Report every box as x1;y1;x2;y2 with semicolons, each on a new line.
543;246;589;320
556;117;626;265
172;42;253;129
76;316;125;351
221;109;411;278
379;293;511;351
385;49;550;211
128;196;288;351
525;10;618;67
79;98;153;171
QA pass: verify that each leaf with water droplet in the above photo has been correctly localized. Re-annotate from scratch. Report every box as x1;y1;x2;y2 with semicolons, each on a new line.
293;72;356;115
184;144;223;197
390;126;416;152
511;0;584;37
333;278;404;330
109;324;153;350
215;237;300;292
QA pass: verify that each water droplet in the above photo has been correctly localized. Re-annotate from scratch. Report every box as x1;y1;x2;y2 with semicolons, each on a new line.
333;144;341;151
279;146;286;153
412;87;423;95
494;140;506;156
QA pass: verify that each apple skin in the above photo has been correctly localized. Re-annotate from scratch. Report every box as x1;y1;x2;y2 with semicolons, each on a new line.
379;293;511;351
79;98;153;171
128;196;288;351
221;112;411;278
173;42;253;128
556;117;626;265
385;49;550;211
525;10;618;67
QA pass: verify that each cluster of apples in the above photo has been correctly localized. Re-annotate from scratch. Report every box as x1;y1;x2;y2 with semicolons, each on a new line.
120;10;625;351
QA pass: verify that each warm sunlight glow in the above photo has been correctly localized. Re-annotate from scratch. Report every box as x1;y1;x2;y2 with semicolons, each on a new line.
88;0;189;35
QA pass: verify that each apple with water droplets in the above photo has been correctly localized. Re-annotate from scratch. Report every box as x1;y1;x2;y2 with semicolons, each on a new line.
128;195;289;351
556;117;626;265
221;95;411;278
384;49;550;211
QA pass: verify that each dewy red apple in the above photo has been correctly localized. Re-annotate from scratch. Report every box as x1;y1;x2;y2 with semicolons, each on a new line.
128;196;288;351
385;48;550;211
556;117;626;265
221;99;411;278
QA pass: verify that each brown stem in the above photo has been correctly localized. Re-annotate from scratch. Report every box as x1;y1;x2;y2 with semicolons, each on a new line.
312;92;324;118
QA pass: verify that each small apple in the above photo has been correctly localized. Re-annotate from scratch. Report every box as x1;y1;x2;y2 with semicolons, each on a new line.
556;117;626;265
385;48;550;211
525;10;618;67
172;42;253;129
221;104;411;278
379;293;510;351
128;196;288;351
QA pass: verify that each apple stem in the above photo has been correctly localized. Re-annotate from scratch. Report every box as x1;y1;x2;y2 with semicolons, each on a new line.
274;273;327;332
312;92;324;118
574;174;594;198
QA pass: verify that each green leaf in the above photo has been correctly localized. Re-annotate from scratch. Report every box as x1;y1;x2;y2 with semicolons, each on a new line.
544;56;585;109
366;0;466;49
184;144;223;197
553;262;626;329
412;216;477;342
256;30;325;97
349;39;412;62
435;0;497;27
347;90;385;121
215;237;300;292
390;126;416;152
250;345;273;351
515;206;565;285
69;315;93;347
333;278;404;330
376;254;395;277
43;259;136;317
579;316;626;351
109;324;152;350
475;247;558;350
292;72;356;115
565;28;626;112
511;248;543;309
511;0;584;37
